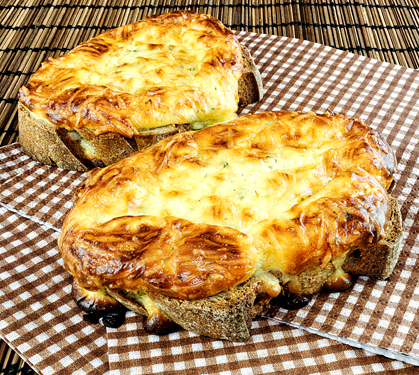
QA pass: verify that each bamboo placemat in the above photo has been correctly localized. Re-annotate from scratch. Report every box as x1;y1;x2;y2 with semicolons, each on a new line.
1;1;419;374
1;0;419;147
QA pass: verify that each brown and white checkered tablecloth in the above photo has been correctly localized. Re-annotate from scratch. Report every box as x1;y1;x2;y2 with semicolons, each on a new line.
1;31;419;374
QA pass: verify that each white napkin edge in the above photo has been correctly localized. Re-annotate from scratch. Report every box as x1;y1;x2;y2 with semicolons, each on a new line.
262;315;419;366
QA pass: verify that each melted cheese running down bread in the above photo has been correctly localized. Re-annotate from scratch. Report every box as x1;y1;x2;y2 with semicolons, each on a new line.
19;11;243;137
59;111;397;302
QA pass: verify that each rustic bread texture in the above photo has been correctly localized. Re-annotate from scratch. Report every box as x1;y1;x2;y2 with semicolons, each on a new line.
108;276;274;342
148;276;272;342
133;124;192;150
238;46;264;107
18;46;263;171
273;263;337;297
18;104;89;171
76;128;136;167
343;195;403;280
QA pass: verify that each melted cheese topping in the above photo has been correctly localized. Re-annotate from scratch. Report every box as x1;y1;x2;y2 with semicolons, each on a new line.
59;111;396;299
18;11;242;137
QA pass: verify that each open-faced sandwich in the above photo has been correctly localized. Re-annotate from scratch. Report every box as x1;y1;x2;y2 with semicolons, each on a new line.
18;11;263;171
58;111;403;342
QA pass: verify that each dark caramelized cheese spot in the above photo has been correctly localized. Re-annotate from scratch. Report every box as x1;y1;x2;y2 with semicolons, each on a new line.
71;279;122;313
323;268;353;292
61;216;257;300
58;111;397;300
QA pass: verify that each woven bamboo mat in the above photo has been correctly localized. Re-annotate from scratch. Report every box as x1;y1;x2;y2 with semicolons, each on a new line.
1;1;419;374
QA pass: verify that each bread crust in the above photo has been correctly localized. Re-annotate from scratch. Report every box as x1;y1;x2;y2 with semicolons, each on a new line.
148;276;272;341
18;11;263;171
103;275;278;341
238;46;264;106
76;127;136;166
343;195;403;280
18;103;89;171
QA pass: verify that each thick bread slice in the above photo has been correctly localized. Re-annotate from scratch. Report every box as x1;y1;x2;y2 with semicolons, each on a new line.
238;46;264;107
18;103;89;172
343;195;403;280
107;276;274;342
18;45;263;171
18;102;190;171
97;197;402;342
134;124;192;150
147;277;270;342
104;289;179;335
76;128;136;166
272;262;337;296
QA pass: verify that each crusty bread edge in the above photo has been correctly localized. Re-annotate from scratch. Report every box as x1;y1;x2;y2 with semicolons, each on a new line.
342;195;403;280
18;103;89;172
106;276;271;342
239;45;264;106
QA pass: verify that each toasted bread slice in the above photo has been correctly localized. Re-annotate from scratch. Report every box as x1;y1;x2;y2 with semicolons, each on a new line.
91;197;402;342
60;111;402;342
342;195;403;280
18;105;91;171
18;10;263;173
18;46;262;172
104;274;279;342
238;46;263;107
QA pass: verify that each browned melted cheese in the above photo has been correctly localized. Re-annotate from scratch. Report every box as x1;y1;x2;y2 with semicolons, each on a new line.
18;12;242;137
58;111;396;300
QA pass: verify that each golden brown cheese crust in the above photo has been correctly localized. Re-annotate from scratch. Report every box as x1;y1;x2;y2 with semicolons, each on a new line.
61;215;257;300
252;170;389;275
58;111;396;300
18;11;243;137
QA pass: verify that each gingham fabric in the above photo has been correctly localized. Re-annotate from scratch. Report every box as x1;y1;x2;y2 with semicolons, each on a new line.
1;31;418;374
236;31;419;363
106;313;414;375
